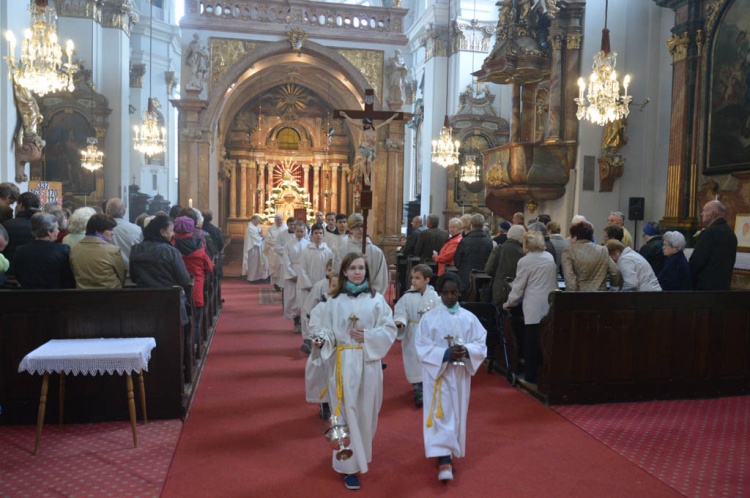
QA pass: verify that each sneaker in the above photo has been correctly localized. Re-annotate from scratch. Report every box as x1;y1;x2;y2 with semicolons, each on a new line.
414;392;423;408
438;464;453;482
300;340;312;355
344;474;360;490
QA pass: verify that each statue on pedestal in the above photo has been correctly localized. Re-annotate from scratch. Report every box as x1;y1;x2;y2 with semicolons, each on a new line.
185;34;210;92
386;49;408;107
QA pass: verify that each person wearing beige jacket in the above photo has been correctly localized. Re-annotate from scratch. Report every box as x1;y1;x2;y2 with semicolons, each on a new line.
70;214;127;289
562;221;621;291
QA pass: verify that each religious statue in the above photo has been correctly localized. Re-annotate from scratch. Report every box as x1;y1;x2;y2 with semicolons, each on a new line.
602;117;628;154
11;74;44;182
340;111;400;187
386;49;408;105
185;33;210;92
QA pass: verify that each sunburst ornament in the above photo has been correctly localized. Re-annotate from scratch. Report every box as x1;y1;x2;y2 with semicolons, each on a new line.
275;83;309;114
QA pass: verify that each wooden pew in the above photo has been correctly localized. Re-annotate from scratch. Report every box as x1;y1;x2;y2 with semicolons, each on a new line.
533;291;750;405
1;288;189;425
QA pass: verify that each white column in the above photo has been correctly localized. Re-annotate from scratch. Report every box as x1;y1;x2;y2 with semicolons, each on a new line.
331;163;339;213
229;161;237;218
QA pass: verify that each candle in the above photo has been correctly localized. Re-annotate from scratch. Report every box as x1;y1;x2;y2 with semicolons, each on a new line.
188;198;193;208
577;77;585;101
66;40;74;63
6;31;15;58
623;74;631;98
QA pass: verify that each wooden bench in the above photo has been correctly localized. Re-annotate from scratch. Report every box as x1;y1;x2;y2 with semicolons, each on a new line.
527;290;750;405
0;278;222;425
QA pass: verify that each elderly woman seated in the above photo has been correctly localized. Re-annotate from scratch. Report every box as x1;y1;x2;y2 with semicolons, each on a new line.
561;221;622;291
70;213;126;289
656;231;692;290
605;239;662;291
14;212;76;289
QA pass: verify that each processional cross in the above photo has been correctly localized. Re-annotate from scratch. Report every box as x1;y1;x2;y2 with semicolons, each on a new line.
334;89;406;253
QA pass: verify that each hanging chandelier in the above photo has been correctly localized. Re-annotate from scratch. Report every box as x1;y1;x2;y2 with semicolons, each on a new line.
4;0;78;96
81;137;104;171
459;155;481;183
575;0;631;126
134;98;166;157
431;116;460;168
134;0;166;157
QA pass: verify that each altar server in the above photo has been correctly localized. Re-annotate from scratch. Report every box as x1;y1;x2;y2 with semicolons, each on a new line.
393;264;439;407
280;221;309;332
416;272;487;482
313;252;397;491
332;213;389;295
264;214;287;290
242;215;268;282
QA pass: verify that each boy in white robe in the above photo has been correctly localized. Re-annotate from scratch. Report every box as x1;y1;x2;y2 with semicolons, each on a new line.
393;264;439;407
280;221;309;331
313;252;397;491
241;215;268;282
298;224;334;345
415;272;487;482
300;257;333;354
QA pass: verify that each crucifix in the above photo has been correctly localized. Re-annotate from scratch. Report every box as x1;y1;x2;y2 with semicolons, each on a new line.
334;89;406;253
349;314;360;330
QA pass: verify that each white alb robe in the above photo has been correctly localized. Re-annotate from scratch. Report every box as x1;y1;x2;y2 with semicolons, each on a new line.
263;223;287;287
242;223;268;281
301;278;330;341
416;304;487;459
323;231;341;253
280;236;309;320
333;236;390;296
393;285;440;384
304;298;332;403
317;291;397;475
299;244;333;337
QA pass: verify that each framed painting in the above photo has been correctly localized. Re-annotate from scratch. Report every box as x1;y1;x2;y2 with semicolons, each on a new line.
734;213;750;251
38;110;97;195
705;0;750;174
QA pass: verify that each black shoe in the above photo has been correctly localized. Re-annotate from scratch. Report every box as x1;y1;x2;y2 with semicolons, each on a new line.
320;403;331;419
414;393;423;408
300;340;312;355
381;361;387;370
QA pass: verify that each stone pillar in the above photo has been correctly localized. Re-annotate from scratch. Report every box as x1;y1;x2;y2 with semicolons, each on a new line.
563;33;582;142
266;162;274;203
229;160;237;218
331;163;339;213
248;160;257;216
379;125;406;263
312;164;321;210
511;83;521;143
171;98;209;208
341;165;350;213
239;160;249;219
303;163;310;198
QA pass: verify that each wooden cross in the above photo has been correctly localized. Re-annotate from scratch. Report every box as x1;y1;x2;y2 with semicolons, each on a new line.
349;314;360;329
334;89;407;253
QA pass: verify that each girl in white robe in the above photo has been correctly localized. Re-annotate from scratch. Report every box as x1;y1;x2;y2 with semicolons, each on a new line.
304;276;336;418
393;264;439;407
415;272;487;482
313;252;397;491
241;215;268;282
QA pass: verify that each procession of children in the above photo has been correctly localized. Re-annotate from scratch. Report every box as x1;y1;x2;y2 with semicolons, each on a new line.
303;246;487;491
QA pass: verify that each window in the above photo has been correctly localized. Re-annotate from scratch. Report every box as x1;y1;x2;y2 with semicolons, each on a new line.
277;128;301;150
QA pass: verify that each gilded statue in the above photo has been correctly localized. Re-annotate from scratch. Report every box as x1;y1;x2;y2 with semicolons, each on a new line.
11;76;43;144
602;118;628;153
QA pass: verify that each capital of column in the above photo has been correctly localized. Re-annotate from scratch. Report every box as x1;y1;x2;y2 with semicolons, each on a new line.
238;159;251;169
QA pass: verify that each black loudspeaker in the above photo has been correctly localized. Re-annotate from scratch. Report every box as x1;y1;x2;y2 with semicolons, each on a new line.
628;197;645;221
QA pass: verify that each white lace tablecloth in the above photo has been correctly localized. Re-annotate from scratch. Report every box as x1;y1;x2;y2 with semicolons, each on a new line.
18;338;157;376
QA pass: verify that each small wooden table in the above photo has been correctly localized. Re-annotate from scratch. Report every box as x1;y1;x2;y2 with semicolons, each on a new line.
18;337;157;455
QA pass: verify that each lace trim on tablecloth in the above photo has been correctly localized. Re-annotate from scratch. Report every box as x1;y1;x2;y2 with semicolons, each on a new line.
19;351;153;376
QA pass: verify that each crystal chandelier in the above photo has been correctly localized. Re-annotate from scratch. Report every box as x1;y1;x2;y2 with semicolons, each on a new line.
431;116;460;168
134;98;166;157
575;0;631;126
4;0;78;96
81;137;104;171
459;155;481;183
134;0;166;156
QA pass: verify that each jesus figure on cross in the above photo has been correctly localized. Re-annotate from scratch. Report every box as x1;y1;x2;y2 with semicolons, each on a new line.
340;111;400;187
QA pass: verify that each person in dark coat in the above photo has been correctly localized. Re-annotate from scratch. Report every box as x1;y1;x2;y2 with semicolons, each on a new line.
689;200;738;290
201;209;225;278
638;221;666;275
2;191;41;275
414;213;449;262
453;213;493;293
13;212;75;289
131;214;192;324
402;215;426;257
485;225;526;304
657;231;692;291
492;221;511;245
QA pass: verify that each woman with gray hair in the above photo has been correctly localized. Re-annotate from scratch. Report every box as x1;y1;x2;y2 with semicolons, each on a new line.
13;212;76;289
63;207;96;247
657;231;692;290
503;231;558;384
433;217;463;276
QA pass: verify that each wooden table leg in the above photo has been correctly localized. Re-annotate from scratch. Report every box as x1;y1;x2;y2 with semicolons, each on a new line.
59;372;66;428
34;372;49;455
126;374;138;448
138;370;148;424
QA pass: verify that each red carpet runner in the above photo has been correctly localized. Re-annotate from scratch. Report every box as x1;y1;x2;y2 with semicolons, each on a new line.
161;280;677;497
